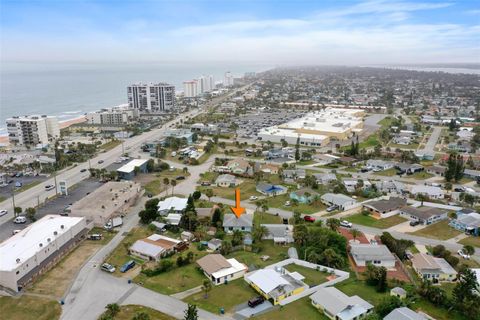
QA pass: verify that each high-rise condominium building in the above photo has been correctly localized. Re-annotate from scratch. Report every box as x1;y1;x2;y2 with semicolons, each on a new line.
127;83;176;112
86;108;139;126
224;71;234;87
6;115;60;147
183;80;198;98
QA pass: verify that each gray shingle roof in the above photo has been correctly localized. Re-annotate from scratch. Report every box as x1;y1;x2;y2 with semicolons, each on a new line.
350;244;395;261
223;214;253;228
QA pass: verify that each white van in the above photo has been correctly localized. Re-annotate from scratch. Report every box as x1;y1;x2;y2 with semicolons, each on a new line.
13;216;27;224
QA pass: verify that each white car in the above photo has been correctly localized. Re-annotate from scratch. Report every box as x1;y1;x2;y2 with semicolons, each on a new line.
13;216;27;224
340;220;353;228
457;250;470;260
100;263;116;273
249;196;258;201
45;184;55;191
0;209;7;217
12;229;21;235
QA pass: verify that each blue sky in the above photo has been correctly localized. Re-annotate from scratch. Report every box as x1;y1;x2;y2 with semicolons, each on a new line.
1;0;479;64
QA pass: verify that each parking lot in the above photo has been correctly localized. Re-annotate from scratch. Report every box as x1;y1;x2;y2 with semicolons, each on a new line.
0;178;103;241
233;110;305;139
0;174;49;200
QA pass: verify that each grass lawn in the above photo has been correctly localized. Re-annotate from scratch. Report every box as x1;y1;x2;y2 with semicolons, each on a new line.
297;160;316;165
265;194;326;215
15;180;42;193
144;179;165;195
198;180;261;201
253;297;328;320
0;295;61;320
378;117;393;127
104;227;153;275
335;274;389;306
98;305;175;320
198;171;219;183
347;213;407;229
358;134;381;149
99;140;122;151
459;236;480;248
253;212;284;225
410;171;434;180
227;240;290;269
184;279;257;314
0;196;5;202
389;143;419;150
374;168;397;176
284;264;331;286
88;227;117;245
408;220;462;240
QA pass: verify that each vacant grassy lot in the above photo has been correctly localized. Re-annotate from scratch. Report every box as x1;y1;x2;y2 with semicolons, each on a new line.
410;171;434;180
389;143;419;150
198;180;261;201
0;296;61;320
408;220;462;240
99;140;122;151
265;194;326;215
144;179;164;195
335;274;389;306
253;297;328;320
374;168;397;176
30;240;105;298
253;212;284;225
458;236;480;248
285;264;331;286
184;278;257;314
104;227;153;275
98;305;176;320
347;213;407;229
227;240;290;269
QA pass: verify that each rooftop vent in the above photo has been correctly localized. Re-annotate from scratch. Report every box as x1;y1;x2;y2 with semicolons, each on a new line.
16;258;21;263
53;231;58;236
39;243;43;247
60;225;65;229
47;238;51;242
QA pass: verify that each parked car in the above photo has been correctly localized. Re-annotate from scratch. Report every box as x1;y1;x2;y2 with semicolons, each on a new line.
13;216;27;224
98;160;104;164
15;181;23;188
59;212;69;216
409;220;420;227
100;263;116;273
176;176;186;180
88;234;103;240
12;229;21;235
326;205;338;212
45;184;55;191
304;215;316;223
340;220;352;228
248;296;265;308
0;209;7;217
80;168;87;173
284;201;291;207
120;260;136;273
457;249;470;260
201;181;211;186
249;196;258;201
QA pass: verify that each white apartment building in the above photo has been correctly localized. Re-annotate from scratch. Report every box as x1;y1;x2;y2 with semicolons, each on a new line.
224;71;234;86
6;115;60;147
127;83;176;112
0;215;87;293
86;108;139;126
183;80;198;98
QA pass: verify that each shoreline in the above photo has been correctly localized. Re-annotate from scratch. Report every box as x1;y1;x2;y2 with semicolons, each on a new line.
0;116;87;145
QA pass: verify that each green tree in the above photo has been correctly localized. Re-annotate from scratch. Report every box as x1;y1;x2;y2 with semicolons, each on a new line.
231;230;244;246
105;303;120;317
295;137;300;161
462;245;475;255
171;179;177;195
204;189;214;201
14;207;22;216
350;228;361;242
220;240;232;255
25;207;36;222
201;280;212;298
326;218;340;231
184;304;198;320
211;208;222;227
146;159;155;172
376;296;404;317
132;312;150;320
252;225;269;243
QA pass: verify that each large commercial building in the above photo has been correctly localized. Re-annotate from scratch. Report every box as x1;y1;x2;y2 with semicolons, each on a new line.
224;71;234;86
70;181;141;226
6;115;60;147
86;108;139;126
258;108;364;147
0;215;87;293
127;83;176;112
183;75;215;97
183;80;198;98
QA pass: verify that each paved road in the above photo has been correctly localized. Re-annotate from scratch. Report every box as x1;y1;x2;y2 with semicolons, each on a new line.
419;126;442;154
364;113;388;127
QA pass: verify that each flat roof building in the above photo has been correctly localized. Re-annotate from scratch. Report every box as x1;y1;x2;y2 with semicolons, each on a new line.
117;159;149;180
0;215;87;293
70;181;141;227
196;254;247;285
129;234;183;262
6;115;60;147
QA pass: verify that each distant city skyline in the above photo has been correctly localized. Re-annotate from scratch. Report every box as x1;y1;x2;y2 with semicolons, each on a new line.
1;0;479;65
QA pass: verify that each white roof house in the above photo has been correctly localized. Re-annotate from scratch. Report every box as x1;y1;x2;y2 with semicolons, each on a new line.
310;287;373;320
411;185;445;199
157;196;188;215
165;213;182;226
246;269;290;294
129;234;181;262
350;244;396;267
0;215;87;292
117;159;148;173
321;193;358;210
384;307;427;320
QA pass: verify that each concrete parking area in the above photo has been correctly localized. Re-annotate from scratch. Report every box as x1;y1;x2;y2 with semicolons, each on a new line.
386;220;429;233
233;301;274;319
0;178;103;241
0;174;49;200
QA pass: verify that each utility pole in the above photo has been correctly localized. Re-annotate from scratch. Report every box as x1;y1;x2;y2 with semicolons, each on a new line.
11;190;16;217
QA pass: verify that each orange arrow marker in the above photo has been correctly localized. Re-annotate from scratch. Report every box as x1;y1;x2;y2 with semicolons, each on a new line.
230;188;246;218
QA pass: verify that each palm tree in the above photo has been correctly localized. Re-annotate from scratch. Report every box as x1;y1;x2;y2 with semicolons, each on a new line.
252;225;269;243
205;189;214;201
201;280;212;298
171;179;177;195
163;177;170;191
132;312;150;320
183;167;189;174
350;228;361;243
326;218;340;231
105;303;120;317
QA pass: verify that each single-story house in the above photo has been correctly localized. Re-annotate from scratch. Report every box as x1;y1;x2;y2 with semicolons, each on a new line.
290;188;320;204
426;165;446;177
261;224;294;244
362;197;407;219
260;163;280;175
196;254;247;285
396;163;424;175
410;185;445;199
282;169;306;181
366;159;395;171
226;158;251;175
393;135;412;145
150;221;166;233
181;231;194;241
157;197;188;215
245;268;306;305
464;169;480;180
165;213;182;226
129;234;183;262
117;159;149;180
449;211;480;236
376;180;406;195
223;213;253;232
313;173;337;184
343;179;359;193
390;287;407;299
207;238;222;251
215;174;238;188
350;244;396;268
321;193;359;211
411;253;457;282
384;307;427;320
256;183;288;197
399;206;448;225
310;286;373;320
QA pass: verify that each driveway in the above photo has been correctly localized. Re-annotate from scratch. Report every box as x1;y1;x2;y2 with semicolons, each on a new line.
419;126;442;154
386;220;429;233
233;301;274;319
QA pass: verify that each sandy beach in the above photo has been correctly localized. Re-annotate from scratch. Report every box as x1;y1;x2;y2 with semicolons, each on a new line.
0;116;86;146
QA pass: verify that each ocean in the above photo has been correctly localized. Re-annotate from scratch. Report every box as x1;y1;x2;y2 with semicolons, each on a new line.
0;62;272;135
